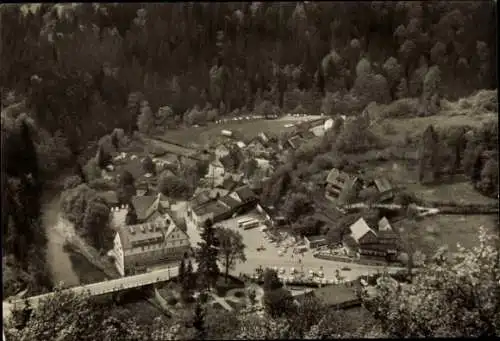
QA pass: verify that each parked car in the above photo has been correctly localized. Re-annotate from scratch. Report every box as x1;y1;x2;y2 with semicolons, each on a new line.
341;267;351;271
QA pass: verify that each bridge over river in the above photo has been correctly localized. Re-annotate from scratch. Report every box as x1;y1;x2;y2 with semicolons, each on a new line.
3;266;179;323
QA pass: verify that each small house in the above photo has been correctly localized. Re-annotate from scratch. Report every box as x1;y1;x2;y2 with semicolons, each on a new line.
373;177;395;202
345;217;399;261
304;235;327;249
214;143;231;160
247;138;267;154
349;218;378;245
285;135;305;150
325;168;362;205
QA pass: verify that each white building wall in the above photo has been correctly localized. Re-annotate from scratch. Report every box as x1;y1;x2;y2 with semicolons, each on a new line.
113;233;125;276
111;206;128;231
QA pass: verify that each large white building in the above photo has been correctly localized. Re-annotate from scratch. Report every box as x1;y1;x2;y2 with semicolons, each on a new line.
112;213;190;276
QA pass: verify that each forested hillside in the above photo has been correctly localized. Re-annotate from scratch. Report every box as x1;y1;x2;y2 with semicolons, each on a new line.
1;2;497;157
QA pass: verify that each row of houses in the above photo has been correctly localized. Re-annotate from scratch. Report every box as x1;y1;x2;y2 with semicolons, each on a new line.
324;168;396;207
185;185;259;229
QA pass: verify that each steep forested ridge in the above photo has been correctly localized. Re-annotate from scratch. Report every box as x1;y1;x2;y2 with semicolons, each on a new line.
1;2;496;155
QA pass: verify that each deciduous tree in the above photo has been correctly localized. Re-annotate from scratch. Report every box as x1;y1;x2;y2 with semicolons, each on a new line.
368;227;500;337
216;227;246;282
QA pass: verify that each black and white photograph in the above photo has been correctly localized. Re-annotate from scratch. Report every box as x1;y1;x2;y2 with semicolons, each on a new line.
1;2;499;340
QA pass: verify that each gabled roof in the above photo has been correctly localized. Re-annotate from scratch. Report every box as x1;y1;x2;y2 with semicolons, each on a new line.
123;157;147;180
234;185;256;202
144;193;169;221
326;168;353;185
287;135;304;149
258;132;270;143
219;153;239;171
220;176;239;191
191;188;229;207
374;177;393;193
130;196;158;222
118;214;178;251
378;217;393;232
218;196;241;210
192;200;230;217
349;218;377;243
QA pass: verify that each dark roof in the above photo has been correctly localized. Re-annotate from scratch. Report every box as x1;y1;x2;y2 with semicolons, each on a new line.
374;177;393;193
234;186;256;202
123;157;147;180
218;196;241;210
97;191;119;206
193;200;230;217
220;177;239;191
299;130;315;139
219;154;237;171
326;168;356;185
312;284;359;307
287;135;304;149
131;196;157;221
118;213;178;251
343;235;359;249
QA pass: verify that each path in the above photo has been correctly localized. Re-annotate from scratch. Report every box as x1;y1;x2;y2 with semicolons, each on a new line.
208;292;233;312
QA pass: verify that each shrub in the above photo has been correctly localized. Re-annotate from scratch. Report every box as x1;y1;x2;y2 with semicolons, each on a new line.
234;290;245;298
199;291;209;303
167;296;178;305
88;178;117;191
181;291;195;303
378;98;420;119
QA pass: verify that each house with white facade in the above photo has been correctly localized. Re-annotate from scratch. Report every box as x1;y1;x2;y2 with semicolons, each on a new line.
112;213;190;276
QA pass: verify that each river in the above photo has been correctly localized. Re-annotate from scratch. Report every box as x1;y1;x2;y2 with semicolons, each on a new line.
41;188;107;288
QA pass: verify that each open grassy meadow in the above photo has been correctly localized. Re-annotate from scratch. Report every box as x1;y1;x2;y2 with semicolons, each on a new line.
157;118;300;147
394;214;497;257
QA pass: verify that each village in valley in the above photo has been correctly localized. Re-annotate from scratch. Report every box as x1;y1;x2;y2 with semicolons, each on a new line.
2;3;498;340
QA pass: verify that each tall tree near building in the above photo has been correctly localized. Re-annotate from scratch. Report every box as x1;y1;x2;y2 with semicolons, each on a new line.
216;227;247;283
179;258;186;290
96;144;111;169
418;125;440;183
82;196;112;250
192;301;207;340
186;259;195;291
125;204;138;225
75;161;87;183
116;170;137;205
19;119;39;185
196;219;220;290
